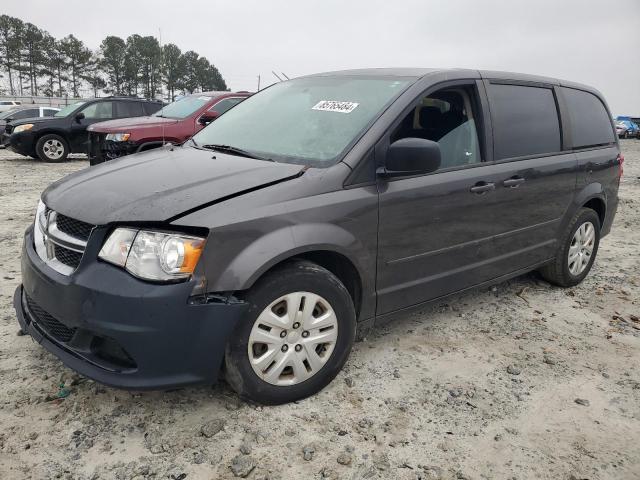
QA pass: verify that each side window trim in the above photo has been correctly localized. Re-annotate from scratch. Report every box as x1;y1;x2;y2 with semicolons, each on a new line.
373;79;491;180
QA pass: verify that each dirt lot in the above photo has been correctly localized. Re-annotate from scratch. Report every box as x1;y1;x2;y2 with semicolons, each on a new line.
0;142;638;480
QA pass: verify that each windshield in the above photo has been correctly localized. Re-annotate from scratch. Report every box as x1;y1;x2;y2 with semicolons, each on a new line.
154;96;211;119
55;101;85;117
191;76;411;166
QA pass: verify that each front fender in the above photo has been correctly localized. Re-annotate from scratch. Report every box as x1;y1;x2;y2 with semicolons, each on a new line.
206;222;370;293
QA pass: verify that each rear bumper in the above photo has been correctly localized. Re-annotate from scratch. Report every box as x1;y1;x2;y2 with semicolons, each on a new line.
15;226;248;389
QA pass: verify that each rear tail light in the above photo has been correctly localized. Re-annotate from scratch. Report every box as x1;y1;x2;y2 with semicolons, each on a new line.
617;153;624;181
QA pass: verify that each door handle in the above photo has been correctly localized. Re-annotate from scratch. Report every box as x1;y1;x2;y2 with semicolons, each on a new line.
503;177;525;188
470;182;495;194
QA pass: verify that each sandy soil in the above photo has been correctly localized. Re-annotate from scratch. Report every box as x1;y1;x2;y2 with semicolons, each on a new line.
0;143;638;480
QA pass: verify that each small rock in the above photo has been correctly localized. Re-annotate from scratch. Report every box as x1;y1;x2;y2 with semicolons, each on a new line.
17;329;26;336
543;355;557;365
200;419;225;438
574;398;590;407
239;443;251;455
449;388;463;398
302;444;315;461
393;369;401;378
494;434;502;441
337;452;352;466
421;465;444;479
229;455;256;478
344;377;354;388
506;365;521;376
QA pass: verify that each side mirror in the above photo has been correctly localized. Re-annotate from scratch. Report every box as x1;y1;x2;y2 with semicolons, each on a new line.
199;110;219;125
75;112;85;122
378;138;441;178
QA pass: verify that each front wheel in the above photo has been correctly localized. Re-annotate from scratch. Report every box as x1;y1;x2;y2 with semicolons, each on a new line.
35;134;69;162
224;260;356;405
539;208;600;287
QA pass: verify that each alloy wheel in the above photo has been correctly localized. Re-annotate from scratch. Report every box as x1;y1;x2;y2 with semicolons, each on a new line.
43;139;64;160
568;221;595;276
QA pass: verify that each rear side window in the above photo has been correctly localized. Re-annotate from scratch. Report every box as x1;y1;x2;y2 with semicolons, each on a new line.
116;101;144;118
488;83;561;160
561;87;615;148
43;108;58;117
143;102;162;115
11;109;38;119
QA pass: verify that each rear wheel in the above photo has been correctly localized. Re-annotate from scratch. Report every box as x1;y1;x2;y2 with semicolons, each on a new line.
539;208;600;287
36;134;68;162
224;260;356;405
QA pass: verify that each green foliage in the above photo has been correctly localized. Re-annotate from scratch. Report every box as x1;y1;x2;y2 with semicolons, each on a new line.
0;15;228;99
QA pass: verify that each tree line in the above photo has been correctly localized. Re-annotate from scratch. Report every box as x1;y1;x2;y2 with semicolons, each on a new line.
0;14;228;101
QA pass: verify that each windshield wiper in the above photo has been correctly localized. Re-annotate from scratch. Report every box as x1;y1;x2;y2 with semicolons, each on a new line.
200;144;273;161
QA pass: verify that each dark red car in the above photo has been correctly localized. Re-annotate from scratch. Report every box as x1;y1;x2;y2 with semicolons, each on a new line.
87;91;251;165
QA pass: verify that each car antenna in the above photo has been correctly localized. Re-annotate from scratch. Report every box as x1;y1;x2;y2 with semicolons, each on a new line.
159;27;172;152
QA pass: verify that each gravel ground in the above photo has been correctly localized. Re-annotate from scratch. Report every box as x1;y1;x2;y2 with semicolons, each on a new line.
0;143;638;480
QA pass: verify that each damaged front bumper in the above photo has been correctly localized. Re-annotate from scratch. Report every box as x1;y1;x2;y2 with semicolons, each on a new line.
14;226;248;390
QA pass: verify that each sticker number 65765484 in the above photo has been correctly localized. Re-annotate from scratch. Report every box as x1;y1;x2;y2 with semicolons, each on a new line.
312;100;359;113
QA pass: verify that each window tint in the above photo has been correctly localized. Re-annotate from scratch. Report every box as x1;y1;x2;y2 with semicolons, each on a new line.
10;109;38;120
143;102;162;115
488;84;561;160
210;97;245;115
116;101;144;118
43;108;58;117
81;101;113;119
391;86;482;169
561;87;615;148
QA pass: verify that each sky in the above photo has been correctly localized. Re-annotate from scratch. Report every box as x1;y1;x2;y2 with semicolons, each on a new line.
2;0;639;114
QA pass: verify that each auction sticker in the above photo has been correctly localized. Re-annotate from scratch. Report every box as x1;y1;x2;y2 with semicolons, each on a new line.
312;100;359;113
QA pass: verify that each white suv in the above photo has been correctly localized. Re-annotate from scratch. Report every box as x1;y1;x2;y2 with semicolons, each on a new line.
0;100;22;113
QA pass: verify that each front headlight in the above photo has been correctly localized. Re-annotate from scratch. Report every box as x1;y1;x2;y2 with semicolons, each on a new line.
14;124;34;133
98;228;205;281
105;133;131;142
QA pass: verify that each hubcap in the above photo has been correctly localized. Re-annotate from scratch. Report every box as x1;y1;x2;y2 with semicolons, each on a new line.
43;139;64;159
248;292;339;386
568;221;595;276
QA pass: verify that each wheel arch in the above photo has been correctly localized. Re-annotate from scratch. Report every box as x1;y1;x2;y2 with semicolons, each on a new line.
204;224;372;321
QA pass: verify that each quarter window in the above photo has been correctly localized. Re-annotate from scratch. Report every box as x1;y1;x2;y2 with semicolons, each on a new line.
561;87;615;148
488;84;561;160
390;86;482;169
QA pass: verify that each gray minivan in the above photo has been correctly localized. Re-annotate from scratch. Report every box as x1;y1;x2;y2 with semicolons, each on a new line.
14;68;622;404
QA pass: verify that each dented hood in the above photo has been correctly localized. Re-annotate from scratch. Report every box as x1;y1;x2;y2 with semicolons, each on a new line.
42;146;304;225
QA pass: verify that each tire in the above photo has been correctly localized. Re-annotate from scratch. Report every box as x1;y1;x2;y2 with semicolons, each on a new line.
539;208;600;287
35;134;69;162
224;259;356;405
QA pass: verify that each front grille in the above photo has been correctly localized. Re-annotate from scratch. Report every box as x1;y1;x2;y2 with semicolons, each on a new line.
25;293;77;343
54;244;83;268
56;214;93;241
35;208;93;275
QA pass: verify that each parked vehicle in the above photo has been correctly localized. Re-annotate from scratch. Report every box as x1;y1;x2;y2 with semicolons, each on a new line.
14;69;621;404
0;100;22;113
6;97;163;162
0;106;60;148
87;91;251;165
615;116;640;138
615;121;629;138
